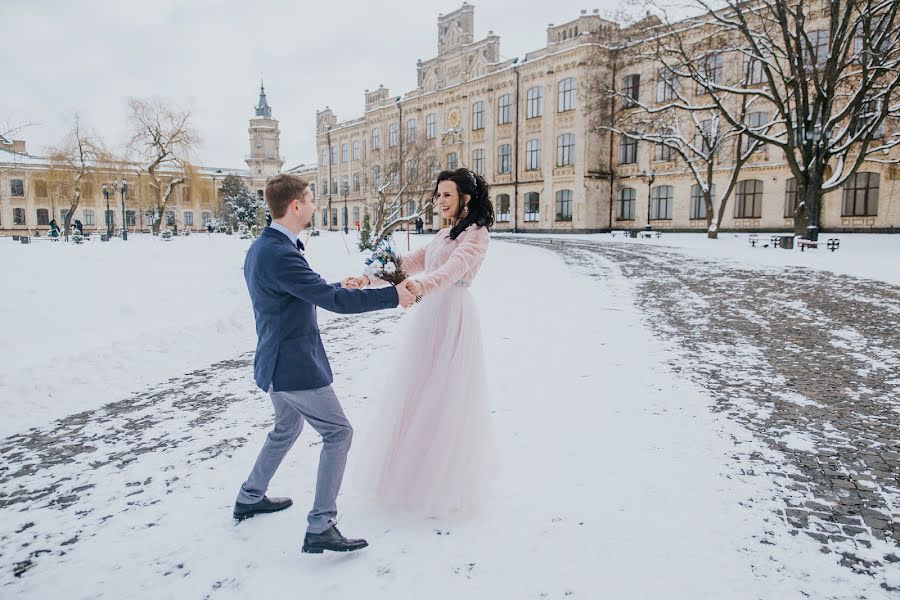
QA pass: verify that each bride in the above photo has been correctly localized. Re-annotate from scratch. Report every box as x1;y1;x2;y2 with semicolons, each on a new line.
349;167;499;517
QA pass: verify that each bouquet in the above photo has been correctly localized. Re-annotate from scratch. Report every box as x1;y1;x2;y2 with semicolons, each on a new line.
364;241;407;285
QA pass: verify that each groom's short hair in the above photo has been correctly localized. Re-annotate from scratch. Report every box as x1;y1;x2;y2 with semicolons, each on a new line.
266;174;309;219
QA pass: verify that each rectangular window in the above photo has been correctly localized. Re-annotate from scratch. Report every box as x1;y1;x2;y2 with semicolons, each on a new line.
651;186;674;220
322;178;328;195
743;112;768;152
10;179;24;197
735;180;763;218
184;211;193;226
105;210;116;227
496;193;510;222
353;174;361;192
525;192;540;222
35;180;48;198
697;55;723;94
655;141;674;162
373;166;381;187
341;175;349;194
556;134;574;167
406;160;416;182
372;127;381;150
353;141;361;161
498;94;512;125
497;144;512;174
526;139;541;171
84;209;95;225
558;78;576;112
621;74;640;108
13;208;25;225
321;148;328;165
341;144;349;163
36;208;50;226
426;113;437;139
331;146;338;165
616;188;636;220
407;118;417;143
656;69;678;102
526;87;543;119
619;133;637;165
472;101;484;130
472;149;485;176
332;178;337;195
555;189;573;221
389;123;399;147
784;178;797;218
809;30;829;67
690;184;714;220
746;57;765;84
447;152;458;171
353;206;360;224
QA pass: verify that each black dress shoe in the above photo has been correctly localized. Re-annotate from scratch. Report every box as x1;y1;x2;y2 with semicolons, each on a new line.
302;525;368;553
233;496;293;521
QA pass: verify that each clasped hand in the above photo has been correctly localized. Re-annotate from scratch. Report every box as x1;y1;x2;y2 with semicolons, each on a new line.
341;275;423;309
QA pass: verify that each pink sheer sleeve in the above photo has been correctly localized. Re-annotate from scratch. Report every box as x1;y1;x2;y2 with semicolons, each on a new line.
416;226;489;295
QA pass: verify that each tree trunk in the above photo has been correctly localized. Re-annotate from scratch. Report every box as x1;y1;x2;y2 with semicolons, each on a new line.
705;194;717;239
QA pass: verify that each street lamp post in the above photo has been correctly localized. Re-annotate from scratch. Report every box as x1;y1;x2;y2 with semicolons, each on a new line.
643;169;656;231
119;178;128;240
102;183;112;237
341;183;349;235
805;125;823;242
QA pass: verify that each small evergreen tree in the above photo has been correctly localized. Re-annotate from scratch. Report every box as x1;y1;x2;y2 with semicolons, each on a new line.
222;174;264;230
358;213;373;251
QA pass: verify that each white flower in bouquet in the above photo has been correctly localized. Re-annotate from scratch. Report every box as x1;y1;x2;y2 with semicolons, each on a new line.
384;262;397;275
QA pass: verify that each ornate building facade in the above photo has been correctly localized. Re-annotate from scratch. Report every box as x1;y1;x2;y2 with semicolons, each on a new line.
315;3;898;233
0;83;318;235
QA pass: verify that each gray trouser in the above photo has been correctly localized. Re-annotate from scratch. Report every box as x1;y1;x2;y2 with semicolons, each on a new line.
236;384;353;534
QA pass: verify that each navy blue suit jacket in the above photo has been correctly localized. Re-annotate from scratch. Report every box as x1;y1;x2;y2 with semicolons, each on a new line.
245;227;399;392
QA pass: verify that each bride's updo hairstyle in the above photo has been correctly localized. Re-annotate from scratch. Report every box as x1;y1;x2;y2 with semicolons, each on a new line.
432;168;494;241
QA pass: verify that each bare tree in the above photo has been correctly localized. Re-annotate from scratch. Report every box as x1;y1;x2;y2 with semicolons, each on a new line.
369;140;440;245
127;97;199;234
652;0;900;238
0;119;34;177
45;115;110;234
588;36;767;238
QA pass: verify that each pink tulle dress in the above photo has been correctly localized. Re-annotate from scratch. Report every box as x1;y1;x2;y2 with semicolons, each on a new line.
355;224;499;517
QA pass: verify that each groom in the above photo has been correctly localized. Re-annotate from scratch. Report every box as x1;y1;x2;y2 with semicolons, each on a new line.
233;173;416;554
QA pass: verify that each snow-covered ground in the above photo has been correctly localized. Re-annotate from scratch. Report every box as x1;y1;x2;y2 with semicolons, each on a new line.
504;231;900;287
1;230;896;599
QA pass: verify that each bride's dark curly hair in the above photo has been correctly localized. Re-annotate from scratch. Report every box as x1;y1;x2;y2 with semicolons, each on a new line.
432;168;494;240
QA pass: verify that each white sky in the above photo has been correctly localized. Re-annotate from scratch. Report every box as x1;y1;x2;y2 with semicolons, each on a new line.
2;0;626;169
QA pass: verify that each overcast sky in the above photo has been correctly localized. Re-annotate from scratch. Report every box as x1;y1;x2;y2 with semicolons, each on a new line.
2;0;627;169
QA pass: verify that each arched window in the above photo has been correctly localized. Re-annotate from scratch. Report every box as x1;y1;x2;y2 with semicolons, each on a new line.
555;189;573;221
734;180;763;218
690;184;714;220
524;192;540;222
472;101;485;130
558;78;576;112
842;172;879;216
526;139;541;171
651;186;674;220
498;94;512;125
526;87;543;119
616;188;636;220
496;194;510;222
557;134;575;166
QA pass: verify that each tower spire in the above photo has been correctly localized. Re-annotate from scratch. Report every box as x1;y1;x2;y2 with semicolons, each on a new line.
255;79;272;118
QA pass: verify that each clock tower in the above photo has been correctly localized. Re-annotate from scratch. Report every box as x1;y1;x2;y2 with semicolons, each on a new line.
246;80;284;197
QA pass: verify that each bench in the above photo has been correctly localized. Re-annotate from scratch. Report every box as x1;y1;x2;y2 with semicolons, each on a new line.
798;237;841;252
